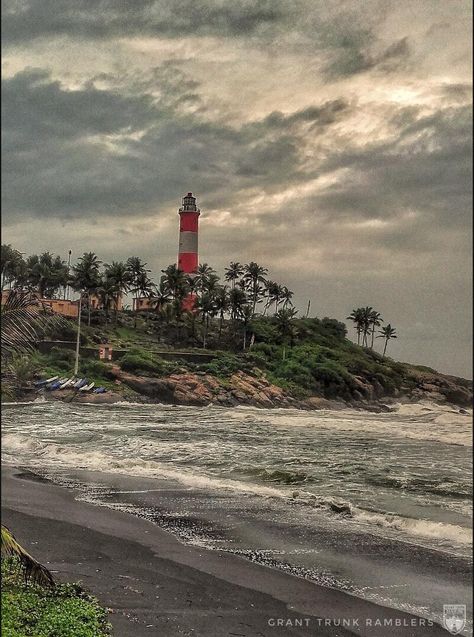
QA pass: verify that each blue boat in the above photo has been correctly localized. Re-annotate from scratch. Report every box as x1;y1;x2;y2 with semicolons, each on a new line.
34;375;58;387
48;378;67;390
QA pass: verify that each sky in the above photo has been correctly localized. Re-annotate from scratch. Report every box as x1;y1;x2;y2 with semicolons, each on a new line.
2;0;472;377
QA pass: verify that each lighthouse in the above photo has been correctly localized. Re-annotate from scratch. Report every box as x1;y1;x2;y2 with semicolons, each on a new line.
178;192;200;274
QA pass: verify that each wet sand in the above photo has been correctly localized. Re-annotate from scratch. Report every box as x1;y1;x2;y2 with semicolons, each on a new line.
1;466;452;636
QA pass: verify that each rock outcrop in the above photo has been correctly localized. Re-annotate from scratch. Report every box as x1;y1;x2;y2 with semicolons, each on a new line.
109;366;302;408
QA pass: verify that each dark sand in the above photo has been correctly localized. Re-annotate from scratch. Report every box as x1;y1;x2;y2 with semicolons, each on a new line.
1;466;451;636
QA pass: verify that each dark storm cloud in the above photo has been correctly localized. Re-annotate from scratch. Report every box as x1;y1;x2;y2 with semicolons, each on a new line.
323;36;411;78
309;102;473;227
2;0;402;81
1;0;292;44
1;67;351;219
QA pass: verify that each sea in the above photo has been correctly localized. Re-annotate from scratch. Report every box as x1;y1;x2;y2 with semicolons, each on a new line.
2;399;472;633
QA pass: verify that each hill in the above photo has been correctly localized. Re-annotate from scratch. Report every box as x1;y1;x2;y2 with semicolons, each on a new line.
5;311;472;411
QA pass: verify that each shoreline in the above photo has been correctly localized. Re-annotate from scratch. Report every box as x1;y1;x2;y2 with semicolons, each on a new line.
2;465;454;636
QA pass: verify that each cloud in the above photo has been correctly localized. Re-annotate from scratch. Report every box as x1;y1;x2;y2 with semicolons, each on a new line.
1;66;352;220
1;0;472;376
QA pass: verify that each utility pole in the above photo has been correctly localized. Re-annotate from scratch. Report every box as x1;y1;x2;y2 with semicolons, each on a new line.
74;294;82;377
305;299;311;318
65;249;72;300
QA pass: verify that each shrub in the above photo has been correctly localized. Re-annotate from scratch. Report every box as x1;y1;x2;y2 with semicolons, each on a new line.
120;352;170;376
79;359;113;380
46;347;76;372
200;353;244;377
1;559;111;637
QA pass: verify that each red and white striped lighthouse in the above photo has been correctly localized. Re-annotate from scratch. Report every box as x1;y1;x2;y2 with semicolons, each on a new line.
177;192;200;274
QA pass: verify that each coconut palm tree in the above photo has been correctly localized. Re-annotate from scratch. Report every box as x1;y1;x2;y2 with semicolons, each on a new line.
224;262;244;289
281;286;294;310
2;525;54;587
195;263;216;297
214;285;229;342
369;310;383;349
0;290;65;362
1;244;25;291
70;252;102;326
275;307;298;360
243;262;268;314
161;264;188;301
262;280;278;315
103;261;131;323
346;308;364;345
25;253;68;299
228;286;248;321
377;324;397;358
1;292;61;588
240;304;254;351
197;293;217;349
95;276;118;324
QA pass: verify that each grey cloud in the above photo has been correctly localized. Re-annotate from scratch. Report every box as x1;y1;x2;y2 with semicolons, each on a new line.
323;36;411;78
1;66;351;220
2;0;292;44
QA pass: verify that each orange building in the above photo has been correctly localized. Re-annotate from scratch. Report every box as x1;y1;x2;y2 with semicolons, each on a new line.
1;290;79;319
88;293;123;312
132;296;156;312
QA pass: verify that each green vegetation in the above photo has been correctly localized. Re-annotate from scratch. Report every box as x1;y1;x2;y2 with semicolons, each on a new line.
4;242;450;406
120;348;176;376
2;559;111;637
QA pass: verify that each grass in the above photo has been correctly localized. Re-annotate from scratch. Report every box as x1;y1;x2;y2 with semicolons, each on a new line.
1;559;111;637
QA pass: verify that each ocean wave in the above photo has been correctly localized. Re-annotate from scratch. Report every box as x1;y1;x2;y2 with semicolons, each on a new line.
354;509;472;545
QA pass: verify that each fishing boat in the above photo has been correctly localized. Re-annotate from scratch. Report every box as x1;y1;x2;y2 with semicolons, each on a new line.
93;387;107;394
73;378;87;389
59;378;75;390
34;375;58;387
79;382;95;392
46;378;67;390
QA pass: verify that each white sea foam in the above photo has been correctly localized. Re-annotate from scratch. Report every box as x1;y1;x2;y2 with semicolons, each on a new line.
354;509;472;545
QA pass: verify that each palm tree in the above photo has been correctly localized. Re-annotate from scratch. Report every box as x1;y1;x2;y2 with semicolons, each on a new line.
262;280;278;315
275;307;298;360
360;306;374;347
95;276;118;324
103;261;131;323
0;289;64;362
197;293;217;349
224;262;244;289
377;324;397;358
161;264;188;301
0;292;57;587
346;308;365;346
202;273;220;296
126;256;150;283
281;286;294;310
240;304;254;351
195;263;216;297
1;244;25;291
228;286;248;321
2;525;54;587
25;253;68;299
243;262;268;314
70;252;102;326
369;310;383;349
214;285;229;342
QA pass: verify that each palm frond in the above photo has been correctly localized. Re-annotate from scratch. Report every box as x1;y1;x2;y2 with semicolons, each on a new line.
1;290;68;360
1;525;55;587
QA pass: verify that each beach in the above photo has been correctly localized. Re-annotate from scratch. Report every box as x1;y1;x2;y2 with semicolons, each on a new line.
2;466;457;636
2;399;472;636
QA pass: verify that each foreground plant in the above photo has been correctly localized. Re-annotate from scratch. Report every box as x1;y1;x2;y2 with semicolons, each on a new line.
1;525;54;587
1;557;111;637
